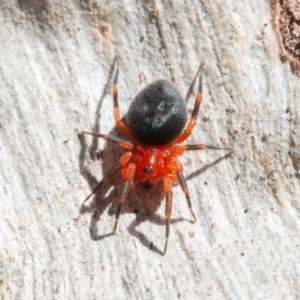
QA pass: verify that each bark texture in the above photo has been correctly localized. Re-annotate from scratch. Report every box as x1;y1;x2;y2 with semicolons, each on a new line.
1;1;300;299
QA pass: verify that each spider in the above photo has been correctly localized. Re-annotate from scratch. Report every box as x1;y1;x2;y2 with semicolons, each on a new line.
82;58;231;254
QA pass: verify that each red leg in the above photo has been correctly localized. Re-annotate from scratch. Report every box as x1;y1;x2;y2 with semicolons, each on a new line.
83;151;133;203
83;163;120;203
114;163;136;232
174;144;232;152
172;144;231;220
176;170;196;222
168;156;196;222
113;179;130;232
163;177;173;255
82;131;134;150
112;58;134;139
174;62;205;144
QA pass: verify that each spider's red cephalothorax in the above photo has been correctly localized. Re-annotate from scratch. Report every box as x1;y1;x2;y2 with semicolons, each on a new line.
130;144;181;186
82;58;231;254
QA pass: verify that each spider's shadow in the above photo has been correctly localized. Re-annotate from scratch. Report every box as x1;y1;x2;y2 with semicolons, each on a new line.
78;59;231;255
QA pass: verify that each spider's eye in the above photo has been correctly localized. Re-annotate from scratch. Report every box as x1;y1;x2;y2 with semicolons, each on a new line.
142;166;153;173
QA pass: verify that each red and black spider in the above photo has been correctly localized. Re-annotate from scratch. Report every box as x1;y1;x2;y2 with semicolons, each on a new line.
82;59;231;254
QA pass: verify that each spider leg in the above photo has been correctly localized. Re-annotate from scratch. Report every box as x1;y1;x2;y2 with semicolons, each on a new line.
114;163;136;232
84;150;133;204
176;170;197;222
112;57;134;139
82;130;135;202
164;190;172;255
163;178;173;255
174;61;205;144
82;131;134;150
83;163;121;203
174;144;232;152
113;179;130;232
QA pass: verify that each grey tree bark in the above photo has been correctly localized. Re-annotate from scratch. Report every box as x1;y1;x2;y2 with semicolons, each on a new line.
1;1;300;299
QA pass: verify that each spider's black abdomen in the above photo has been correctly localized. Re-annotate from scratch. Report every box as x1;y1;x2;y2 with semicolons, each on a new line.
126;80;187;145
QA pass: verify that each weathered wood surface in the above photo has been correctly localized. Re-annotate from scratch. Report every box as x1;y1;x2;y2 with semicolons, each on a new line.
1;1;300;299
